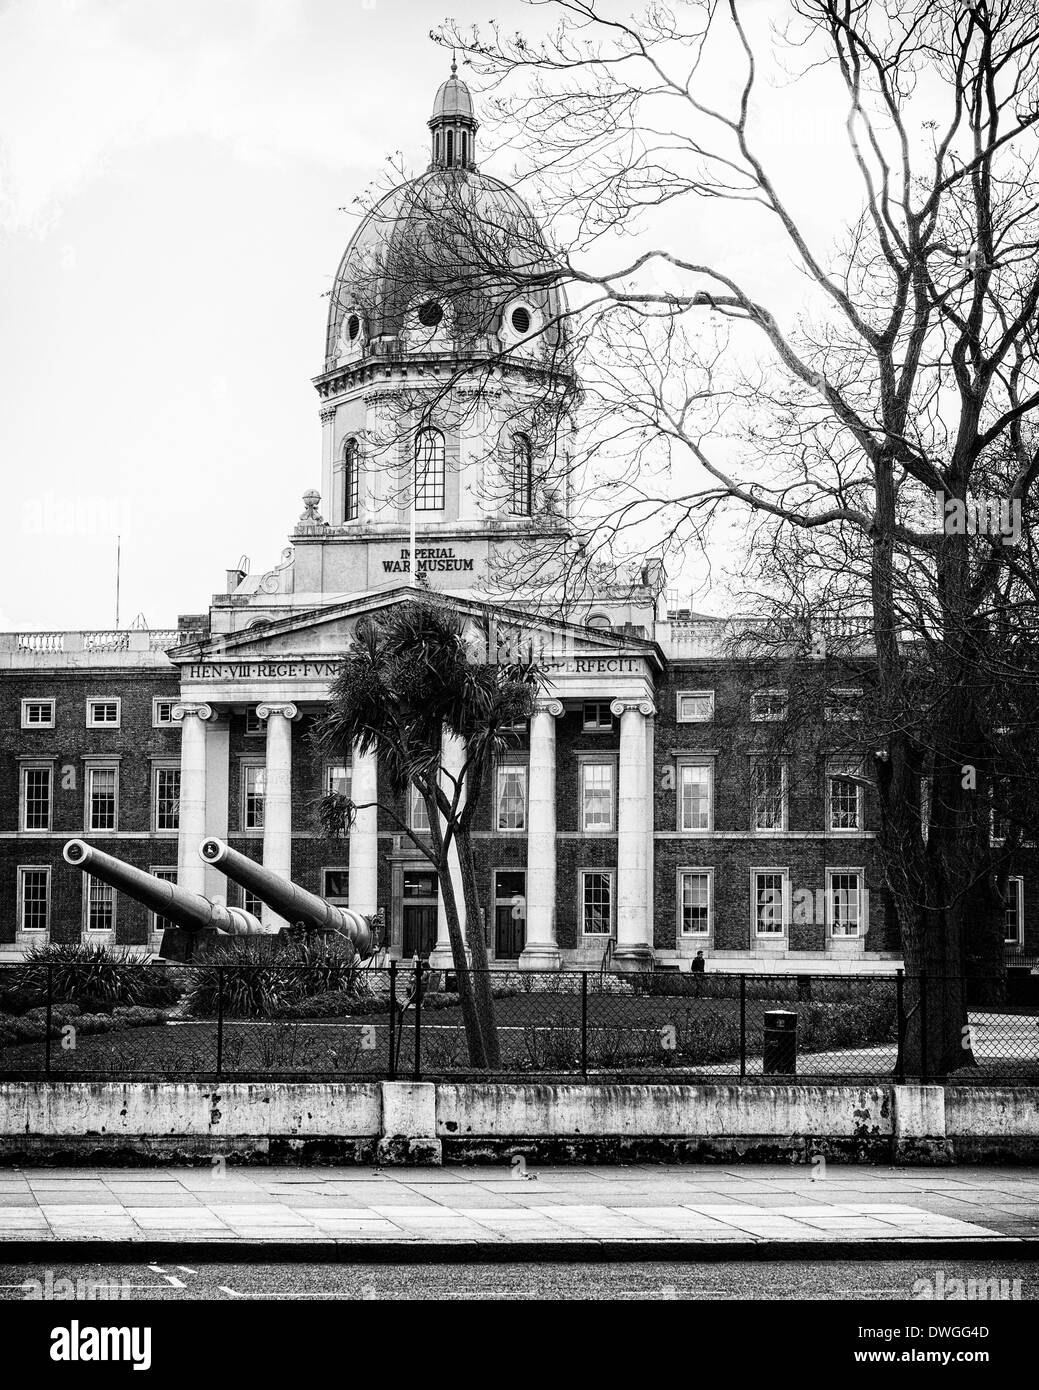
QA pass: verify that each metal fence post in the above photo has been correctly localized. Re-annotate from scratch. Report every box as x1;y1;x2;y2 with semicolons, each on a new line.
44;964;53;1077
919;971;928;1082
413;958;423;1081
739;975;747;1079
895;969;906;1083
215;966;224;1079
388;960;397;1080
580;971;588;1077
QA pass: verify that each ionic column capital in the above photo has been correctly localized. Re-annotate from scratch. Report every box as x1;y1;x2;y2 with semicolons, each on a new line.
172;701;217;723
532;698;564;718
319;404;337;424
610;698;656;719
256;702;301;722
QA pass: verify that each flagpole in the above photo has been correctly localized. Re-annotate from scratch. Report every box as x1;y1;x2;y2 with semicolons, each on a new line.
410;442;418;586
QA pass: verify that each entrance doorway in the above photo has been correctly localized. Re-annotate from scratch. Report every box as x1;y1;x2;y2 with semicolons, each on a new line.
493;869;526;960
401;868;438;958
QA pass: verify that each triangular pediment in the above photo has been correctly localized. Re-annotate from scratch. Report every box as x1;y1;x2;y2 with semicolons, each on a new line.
172;587;663;669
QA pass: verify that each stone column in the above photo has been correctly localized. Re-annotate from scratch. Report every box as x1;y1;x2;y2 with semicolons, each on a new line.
257;702;299;930
431;731;467;970
519;698;564;971
349;743;379;917
172;702;216;899
610;699;656;970
320;404;338;522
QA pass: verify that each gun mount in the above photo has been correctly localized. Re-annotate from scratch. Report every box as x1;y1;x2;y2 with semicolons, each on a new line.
199;838;376;958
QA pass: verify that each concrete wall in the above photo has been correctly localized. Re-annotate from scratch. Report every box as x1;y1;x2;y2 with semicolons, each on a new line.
0;1080;1037;1165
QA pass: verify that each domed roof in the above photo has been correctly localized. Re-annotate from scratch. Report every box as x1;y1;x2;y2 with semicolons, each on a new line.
431;68;474;122
324;166;567;366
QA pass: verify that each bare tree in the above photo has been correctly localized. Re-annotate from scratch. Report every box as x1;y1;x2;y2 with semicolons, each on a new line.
403;0;1039;1071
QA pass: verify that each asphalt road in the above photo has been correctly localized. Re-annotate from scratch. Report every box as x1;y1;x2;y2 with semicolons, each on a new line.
0;1259;1034;1300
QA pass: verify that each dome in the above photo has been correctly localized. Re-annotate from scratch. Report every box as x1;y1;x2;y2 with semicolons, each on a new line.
324;166;568;366
431;72;474;121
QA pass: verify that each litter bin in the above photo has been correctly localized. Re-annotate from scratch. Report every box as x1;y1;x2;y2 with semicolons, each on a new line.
763;1009;797;1074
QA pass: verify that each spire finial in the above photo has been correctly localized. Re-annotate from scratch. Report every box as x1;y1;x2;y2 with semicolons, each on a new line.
451;47;457;76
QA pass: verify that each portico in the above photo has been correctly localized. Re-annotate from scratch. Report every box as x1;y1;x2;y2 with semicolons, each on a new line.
167;594;663;970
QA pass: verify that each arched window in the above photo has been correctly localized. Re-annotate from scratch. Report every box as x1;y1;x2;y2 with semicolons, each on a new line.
343;439;359;522
434;131;441;162
510;434;533;516
461;131;468;166
415;428;446;511
446;130;454;167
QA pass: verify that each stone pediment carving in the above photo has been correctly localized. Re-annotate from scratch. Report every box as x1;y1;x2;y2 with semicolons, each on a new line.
171;588;662;672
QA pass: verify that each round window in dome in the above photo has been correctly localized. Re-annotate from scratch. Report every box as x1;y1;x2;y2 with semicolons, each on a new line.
347;313;360;342
511;306;531;334
417;301;444;328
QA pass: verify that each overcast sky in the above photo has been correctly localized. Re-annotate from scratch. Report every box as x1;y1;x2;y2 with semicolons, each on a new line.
0;0;867;630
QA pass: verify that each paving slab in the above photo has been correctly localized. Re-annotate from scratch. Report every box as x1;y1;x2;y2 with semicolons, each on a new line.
0;1163;1036;1257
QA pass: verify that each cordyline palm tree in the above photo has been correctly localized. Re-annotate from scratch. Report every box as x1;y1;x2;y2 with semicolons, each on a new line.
314;599;541;1070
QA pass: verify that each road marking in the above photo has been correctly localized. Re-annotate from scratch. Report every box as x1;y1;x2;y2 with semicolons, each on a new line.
218;1286;242;1298
176;1266;197;1275
163;1276;187;1288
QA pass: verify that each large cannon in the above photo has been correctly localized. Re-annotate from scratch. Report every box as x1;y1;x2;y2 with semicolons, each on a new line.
199;838;376;958
63;840;270;960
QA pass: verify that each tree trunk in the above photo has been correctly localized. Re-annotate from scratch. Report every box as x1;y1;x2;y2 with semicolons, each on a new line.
455;827;501;1068
432;849;489;1069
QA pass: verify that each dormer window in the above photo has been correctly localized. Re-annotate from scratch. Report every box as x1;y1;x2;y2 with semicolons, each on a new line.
511;307;531;334
347;314;360;342
417;300;444;329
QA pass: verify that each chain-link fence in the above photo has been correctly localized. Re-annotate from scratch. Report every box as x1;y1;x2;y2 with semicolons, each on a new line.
0;961;1035;1082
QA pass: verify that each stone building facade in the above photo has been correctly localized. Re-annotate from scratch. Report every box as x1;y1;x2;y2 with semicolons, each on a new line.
1;66;1033;974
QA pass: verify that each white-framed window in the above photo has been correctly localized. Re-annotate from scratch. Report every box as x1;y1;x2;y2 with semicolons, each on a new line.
244;708;264;737
825;687;862;722
153;766;181;832
86;697;121;728
678;760;713;832
18;866;50;933
149;866;177;940
21;764;53;831
414;428;446;511
343;438;360;522
678;868;712;937
828;759;863;831
84;875;115;933
86;765;118;832
582;702;614;732
21;698;55;729
752;867;789;936
580;760;615;832
323;868;349;902
677;690;714;723
239;885;263;918
751;689;787;722
496;764;527;832
1004;876;1024;945
409;783;431;833
827;868;864;938
752;756;787;831
326;764;352;799
510;434;533;516
152;698;176;727
242;764;266;831
580;869;615;935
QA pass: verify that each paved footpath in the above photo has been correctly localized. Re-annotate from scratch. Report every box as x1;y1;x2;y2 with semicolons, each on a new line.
0;1164;1037;1259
